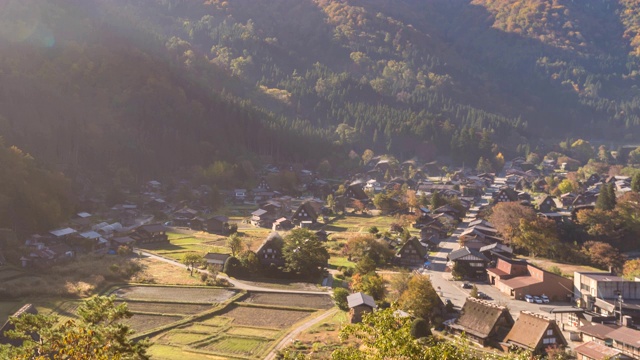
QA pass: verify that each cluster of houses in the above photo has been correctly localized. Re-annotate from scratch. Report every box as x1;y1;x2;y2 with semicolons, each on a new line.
18;217;172;268
447;289;640;359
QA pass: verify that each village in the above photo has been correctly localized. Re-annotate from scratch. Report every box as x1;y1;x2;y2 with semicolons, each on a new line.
1;148;640;359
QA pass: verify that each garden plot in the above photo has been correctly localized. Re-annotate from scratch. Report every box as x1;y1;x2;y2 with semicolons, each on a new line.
218;305;314;329
241;292;334;309
112;286;236;303
117;301;213;315
123;313;182;333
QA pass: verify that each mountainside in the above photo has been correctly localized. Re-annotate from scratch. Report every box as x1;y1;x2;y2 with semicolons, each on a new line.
1;0;640;183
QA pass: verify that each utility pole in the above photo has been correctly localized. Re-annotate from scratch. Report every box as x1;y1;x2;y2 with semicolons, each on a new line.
617;291;624;326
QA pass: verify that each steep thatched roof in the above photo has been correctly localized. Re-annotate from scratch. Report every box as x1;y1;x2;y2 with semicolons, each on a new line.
503;311;567;351
450;298;513;339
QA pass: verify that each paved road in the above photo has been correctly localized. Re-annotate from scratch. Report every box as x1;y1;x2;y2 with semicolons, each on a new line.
264;308;339;360
424;178;577;318
135;249;331;295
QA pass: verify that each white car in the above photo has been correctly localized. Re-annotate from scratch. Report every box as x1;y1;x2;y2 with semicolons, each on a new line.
541;295;550;303
524;294;534;303
533;296;543;304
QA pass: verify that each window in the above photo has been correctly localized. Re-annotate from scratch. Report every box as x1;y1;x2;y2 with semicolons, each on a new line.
543;338;556;344
546;330;553;336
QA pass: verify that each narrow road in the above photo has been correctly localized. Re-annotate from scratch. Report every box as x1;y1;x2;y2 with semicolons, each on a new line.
135;249;331;295
264;308;339;360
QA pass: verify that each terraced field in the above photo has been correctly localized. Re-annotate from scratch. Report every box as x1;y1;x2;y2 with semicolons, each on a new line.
241;292;333;309
117;301;213;315
113;286;236;303
218;305;313;329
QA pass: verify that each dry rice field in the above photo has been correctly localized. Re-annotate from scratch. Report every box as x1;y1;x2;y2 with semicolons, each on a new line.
241;292;334;309
217;305;313;329
113;286;237;303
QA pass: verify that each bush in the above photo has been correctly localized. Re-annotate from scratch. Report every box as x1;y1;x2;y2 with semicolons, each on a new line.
200;273;209;282
228;223;238;234
410;318;431;339
368;226;379;234
223;256;243;277
333;288;350;311
342;267;354;277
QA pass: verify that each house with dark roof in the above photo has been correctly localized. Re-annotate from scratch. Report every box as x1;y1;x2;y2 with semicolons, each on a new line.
434;204;461;220
448;246;490;279
0;304;38;346
206;215;229;234
292;202;318;225
501;311;567;355
256;232;284;267
479;243;513;261
448;297;514;347
395;237;428;267
131;224;168;244
347;292;376;323
492;188;518;204
345;181;369;202
272;217;293;231
250;209;272;227
203;252;231;266
536;195;562;213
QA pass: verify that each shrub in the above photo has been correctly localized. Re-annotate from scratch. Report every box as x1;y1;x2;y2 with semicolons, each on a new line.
333;287;350;311
410;318;431;339
200;273;209;282
223;256;243;277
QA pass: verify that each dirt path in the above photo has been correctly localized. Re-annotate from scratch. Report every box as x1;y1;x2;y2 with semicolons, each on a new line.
134;249;330;295
264;308;339;360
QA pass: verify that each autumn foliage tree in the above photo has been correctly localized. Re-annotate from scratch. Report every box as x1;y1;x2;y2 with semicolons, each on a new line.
489;202;536;245
581;241;624;272
398;274;441;323
623;259;640;280
513;217;559;257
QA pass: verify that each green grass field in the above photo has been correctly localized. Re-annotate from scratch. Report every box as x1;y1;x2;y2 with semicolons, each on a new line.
161;331;213;346
225;326;281;339
147;344;225;360
199;336;270;357
328;256;355;269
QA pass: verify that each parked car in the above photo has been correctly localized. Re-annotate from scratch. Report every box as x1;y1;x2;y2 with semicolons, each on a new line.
462;282;472;289
524;294;534;303
541;294;550;303
477;292;491;300
533;296;543;304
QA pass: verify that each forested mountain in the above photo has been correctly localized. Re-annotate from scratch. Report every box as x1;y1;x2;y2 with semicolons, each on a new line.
2;0;640;185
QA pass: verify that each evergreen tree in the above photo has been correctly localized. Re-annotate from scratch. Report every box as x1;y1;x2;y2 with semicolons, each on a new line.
632;173;640;192
596;183;616;211
430;191;446;211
